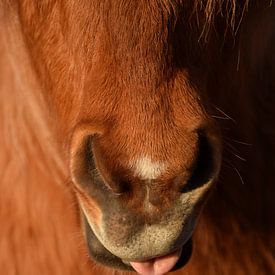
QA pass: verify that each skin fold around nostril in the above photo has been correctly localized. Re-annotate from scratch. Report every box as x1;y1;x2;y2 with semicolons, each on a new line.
180;129;221;193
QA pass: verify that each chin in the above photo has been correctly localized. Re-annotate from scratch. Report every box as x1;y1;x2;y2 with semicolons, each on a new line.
83;214;193;272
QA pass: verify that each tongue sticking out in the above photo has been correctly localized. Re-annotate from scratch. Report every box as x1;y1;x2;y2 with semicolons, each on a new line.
130;249;182;275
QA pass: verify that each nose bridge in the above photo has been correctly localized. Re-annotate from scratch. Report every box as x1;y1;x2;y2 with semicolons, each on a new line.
96;99;203;178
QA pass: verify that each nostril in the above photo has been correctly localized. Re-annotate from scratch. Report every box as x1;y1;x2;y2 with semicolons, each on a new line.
70;127;131;195
84;137;131;195
181;129;221;193
112;178;132;194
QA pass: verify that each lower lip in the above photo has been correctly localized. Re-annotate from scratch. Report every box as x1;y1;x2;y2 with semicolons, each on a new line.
122;247;182;266
171;238;193;271
121;238;193;274
129;248;183;275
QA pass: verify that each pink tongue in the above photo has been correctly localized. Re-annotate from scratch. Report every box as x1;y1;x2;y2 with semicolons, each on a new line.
130;249;181;275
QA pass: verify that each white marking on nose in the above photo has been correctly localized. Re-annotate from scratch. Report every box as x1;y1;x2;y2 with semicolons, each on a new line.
130;156;166;180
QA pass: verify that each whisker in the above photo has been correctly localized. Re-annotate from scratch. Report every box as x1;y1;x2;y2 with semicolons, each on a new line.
211;115;232;120
229;138;252;146
236;46;241;71
231;152;246;162
224;160;245;185
223;141;247;161
224;149;247;162
214;106;236;124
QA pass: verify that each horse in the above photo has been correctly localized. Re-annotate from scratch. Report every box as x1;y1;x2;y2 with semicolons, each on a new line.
0;0;274;274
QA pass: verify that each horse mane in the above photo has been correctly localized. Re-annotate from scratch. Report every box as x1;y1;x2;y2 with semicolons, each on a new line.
1;0;274;274
192;0;249;39
0;5;93;274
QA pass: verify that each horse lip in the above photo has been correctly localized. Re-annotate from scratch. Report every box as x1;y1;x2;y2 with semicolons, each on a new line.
83;212;193;271
171;238;193;271
121;247;183;263
121;238;193;269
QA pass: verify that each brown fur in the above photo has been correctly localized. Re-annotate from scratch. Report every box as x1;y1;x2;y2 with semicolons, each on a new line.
0;0;274;274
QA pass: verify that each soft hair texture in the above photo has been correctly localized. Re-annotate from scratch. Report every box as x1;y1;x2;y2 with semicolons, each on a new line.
0;0;275;274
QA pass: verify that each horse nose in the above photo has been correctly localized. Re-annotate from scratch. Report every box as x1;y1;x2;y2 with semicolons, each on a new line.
70;123;221;200
69;123;222;265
